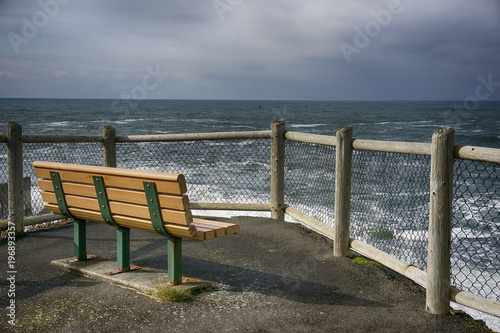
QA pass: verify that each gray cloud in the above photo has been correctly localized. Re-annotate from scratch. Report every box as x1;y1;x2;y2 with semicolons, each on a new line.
0;0;499;99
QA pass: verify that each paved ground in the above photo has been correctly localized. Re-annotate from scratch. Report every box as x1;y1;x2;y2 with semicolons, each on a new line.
0;217;492;332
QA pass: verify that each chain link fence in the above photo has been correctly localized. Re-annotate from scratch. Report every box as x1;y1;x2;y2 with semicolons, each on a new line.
285;141;335;227
2;131;499;305
452;159;500;302
22;142;103;216
116;139;271;204
350;150;431;271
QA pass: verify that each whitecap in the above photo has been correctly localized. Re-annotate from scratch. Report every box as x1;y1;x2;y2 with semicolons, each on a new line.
289;124;323;128
47;121;70;126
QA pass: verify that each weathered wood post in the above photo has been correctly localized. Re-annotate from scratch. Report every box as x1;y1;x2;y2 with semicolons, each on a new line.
103;125;130;270
271;119;285;221
7;122;24;236
334;126;353;257
426;127;455;314
103;125;116;168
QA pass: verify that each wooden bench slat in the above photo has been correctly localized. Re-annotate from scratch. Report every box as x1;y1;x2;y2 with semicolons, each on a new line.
190;225;216;240
191;221;226;238
33;161;186;185
38;179;190;211
41;192;192;225
35;168;186;195
192;218;240;235
38;179;96;197
44;204;199;239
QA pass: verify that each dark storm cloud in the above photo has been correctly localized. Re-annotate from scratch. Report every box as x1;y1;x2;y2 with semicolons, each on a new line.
0;0;499;100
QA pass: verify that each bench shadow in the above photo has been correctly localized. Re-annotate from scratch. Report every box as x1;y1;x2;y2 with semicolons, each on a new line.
12;223;389;309
133;254;389;309
0;271;101;305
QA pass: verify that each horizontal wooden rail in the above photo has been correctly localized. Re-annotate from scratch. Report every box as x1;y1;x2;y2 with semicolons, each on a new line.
352;139;432;156
350;238;427;287
24;213;66;227
12;131;500;165
190;203;271;211
0;134;6;143
284;202;500;318
454;145;500;164
0;213;65;231
350;237;500;318
284;206;335;238
285;131;336;146
22;135;103;143
450;287;500;318
116;131;271;143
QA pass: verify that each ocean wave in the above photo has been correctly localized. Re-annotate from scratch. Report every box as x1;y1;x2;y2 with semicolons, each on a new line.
47;121;70;127
289;124;323;128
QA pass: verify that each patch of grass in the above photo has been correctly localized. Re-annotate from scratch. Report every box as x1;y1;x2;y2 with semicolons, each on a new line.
466;321;481;328
465;319;492;331
451;309;493;332
353;257;380;266
146;282;193;303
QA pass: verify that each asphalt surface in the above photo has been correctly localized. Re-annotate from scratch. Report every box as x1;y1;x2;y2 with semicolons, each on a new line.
0;216;492;332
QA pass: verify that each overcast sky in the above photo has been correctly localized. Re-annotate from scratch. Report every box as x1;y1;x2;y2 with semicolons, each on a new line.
0;0;499;100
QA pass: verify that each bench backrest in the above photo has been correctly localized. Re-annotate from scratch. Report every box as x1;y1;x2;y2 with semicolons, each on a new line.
33;161;198;239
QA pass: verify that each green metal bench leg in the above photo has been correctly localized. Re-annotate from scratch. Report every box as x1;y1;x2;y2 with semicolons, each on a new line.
74;218;86;261
117;226;131;271
168;236;182;285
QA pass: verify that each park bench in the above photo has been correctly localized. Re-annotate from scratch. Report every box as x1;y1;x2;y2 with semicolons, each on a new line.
33;161;239;285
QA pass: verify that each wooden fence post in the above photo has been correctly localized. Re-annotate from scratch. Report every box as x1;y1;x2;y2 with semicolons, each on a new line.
334;126;353;257
103;125;131;270
426;127;455;314
103;125;116;167
7;122;24;236
271;119;285;220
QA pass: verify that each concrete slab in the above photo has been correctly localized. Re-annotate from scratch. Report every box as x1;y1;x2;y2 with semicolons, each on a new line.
51;257;211;295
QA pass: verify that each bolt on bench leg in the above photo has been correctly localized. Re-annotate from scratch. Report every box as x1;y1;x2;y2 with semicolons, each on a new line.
74;218;86;261
168;236;182;285
117;226;130;271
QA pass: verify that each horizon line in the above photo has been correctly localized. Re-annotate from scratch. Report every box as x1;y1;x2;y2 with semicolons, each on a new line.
1;97;500;102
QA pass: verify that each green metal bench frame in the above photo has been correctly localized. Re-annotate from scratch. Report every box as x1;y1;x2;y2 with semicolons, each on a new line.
50;172;183;284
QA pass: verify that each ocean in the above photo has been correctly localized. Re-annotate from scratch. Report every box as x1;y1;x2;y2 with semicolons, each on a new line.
1;99;499;148
1;98;499;330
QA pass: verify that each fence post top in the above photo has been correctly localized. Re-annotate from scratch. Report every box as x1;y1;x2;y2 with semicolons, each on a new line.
6;122;22;130
103;125;116;138
336;126;353;136
432;127;455;138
